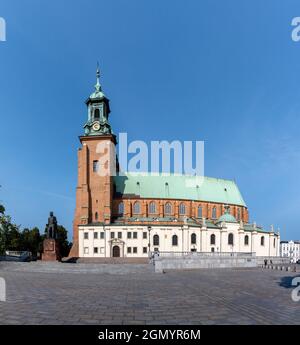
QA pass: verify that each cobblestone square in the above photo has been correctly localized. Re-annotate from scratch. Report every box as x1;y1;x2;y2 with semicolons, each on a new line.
0;262;299;325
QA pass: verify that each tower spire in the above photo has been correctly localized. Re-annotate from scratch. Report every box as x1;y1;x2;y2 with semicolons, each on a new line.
95;62;101;92
84;64;112;136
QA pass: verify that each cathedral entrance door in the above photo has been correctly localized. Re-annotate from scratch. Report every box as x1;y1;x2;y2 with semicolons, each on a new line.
112;245;120;257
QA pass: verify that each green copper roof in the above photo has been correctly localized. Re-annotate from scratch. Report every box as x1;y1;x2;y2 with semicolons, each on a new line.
217;213;238;223
89;65;106;100
216;205;238;223
114;173;246;207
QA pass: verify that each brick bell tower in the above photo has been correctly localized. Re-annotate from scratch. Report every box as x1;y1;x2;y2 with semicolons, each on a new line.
69;66;116;257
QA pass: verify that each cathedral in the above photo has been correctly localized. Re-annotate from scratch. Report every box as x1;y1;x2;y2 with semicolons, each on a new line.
69;68;280;259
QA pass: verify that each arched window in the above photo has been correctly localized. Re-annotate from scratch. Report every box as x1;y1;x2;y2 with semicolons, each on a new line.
153;234;159;246
148;202;156;214
133;202;140;214
261;236;265;246
274;238;276;248
179;203;186;215
210;234;216;245
228;233;234;245
172;235;178;246
244;235;249;246
191;233;196;245
95;212;98;221
197;206;202;218
212;207;217;219
94;108;100;120
164;202;172;215
118;202;124;216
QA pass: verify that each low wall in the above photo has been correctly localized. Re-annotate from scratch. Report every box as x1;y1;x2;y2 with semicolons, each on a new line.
154;254;256;273
256;256;290;266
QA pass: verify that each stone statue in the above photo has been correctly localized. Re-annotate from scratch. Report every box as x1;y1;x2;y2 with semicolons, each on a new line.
46;212;58;239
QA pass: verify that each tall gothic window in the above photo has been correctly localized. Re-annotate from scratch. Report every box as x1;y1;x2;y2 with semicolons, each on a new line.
212;207;217;219
94;108;100;120
179;203;186;215
244;235;249;246
274;238;276;248
198;206;202;218
228;233;234;245
153;234;159;246
164;202;172;215
261;236;265;246
148;202;156;214
191;233;196;245
210;234;216;245
133;202;140;214
95;212;98;221
172;235;178;246
118;202;124;216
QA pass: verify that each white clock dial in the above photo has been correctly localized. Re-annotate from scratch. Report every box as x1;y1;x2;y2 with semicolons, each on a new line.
92;122;100;131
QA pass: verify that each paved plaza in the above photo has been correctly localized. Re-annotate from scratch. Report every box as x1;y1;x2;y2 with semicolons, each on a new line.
0;262;299;325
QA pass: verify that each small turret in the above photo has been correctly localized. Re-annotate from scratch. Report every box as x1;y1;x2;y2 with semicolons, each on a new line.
84;64;112;136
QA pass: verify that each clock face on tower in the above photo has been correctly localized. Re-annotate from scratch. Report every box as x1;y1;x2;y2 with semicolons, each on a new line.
92;122;100;131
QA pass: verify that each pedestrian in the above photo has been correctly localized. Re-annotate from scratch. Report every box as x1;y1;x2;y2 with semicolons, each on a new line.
264;259;267;268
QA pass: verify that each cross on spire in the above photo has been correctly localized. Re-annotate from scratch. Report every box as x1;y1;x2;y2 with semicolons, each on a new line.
95;62;101;92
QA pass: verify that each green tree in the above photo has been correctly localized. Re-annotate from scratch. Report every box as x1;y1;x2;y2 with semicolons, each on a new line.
0;198;71;258
0;204;5;215
56;225;71;257
0;213;21;255
20;227;42;256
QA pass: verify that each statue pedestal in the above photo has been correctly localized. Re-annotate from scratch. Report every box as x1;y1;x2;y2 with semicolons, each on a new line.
42;239;61;261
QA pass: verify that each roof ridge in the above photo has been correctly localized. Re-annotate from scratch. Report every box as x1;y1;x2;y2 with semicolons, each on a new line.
117;172;236;183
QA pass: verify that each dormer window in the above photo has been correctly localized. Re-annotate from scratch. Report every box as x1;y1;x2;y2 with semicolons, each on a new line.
165;182;169;197
136;182;140;195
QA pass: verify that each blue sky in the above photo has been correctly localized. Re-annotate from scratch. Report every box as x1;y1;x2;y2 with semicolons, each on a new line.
1;0;300;241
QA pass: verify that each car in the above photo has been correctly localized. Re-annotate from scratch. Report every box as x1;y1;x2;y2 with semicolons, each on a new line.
297;259;300;264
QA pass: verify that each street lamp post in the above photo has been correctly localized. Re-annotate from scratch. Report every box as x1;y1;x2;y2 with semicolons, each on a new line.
148;226;151;258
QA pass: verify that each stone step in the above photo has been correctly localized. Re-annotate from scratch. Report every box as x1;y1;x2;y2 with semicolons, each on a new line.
76;257;149;264
0;261;155;275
